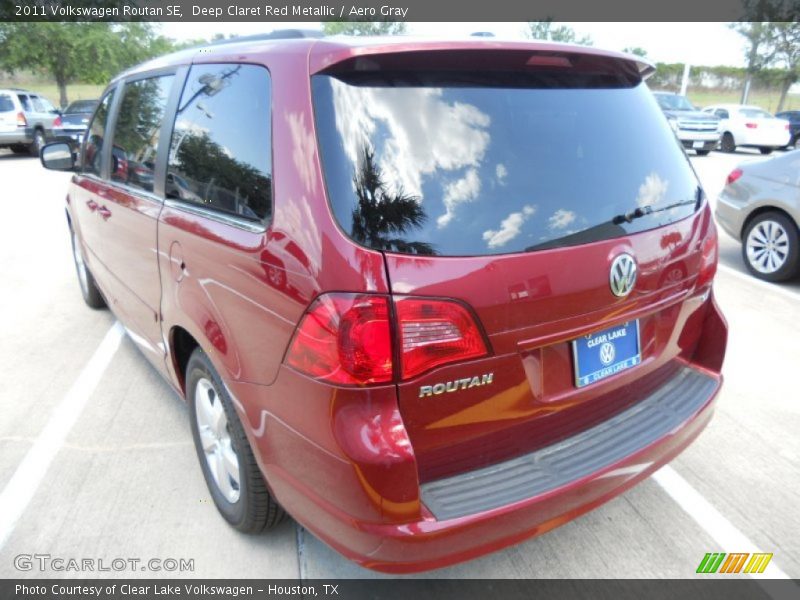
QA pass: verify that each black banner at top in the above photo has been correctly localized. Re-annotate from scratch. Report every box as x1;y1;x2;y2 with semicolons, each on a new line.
1;0;800;22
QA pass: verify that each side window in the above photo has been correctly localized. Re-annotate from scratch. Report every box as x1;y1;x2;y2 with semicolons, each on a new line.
83;91;115;178
167;63;272;222
110;75;174;193
31;96;47;112
17;94;32;112
715;109;729;119
39;97;56;112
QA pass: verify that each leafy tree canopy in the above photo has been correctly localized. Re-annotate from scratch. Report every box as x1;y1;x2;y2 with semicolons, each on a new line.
526;20;593;46
322;21;407;36
0;22;173;106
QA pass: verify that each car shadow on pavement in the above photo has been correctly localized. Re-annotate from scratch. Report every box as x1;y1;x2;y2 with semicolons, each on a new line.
0;150;36;161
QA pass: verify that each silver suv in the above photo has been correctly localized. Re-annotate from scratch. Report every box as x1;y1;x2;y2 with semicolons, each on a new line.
0;88;59;156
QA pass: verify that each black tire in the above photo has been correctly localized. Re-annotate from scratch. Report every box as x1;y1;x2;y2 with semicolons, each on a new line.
720;132;736;153
187;348;286;533
741;211;800;282
29;129;45;157
70;229;106;309
10;144;29;155
695;149;711;156
759;147;774;155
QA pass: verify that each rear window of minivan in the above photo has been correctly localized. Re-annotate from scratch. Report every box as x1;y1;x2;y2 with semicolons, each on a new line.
312;71;700;256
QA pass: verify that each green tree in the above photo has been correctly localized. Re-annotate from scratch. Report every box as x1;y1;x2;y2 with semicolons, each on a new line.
771;22;800;111
527;20;593;46
0;23;173;107
623;47;649;58
322;21;407;36
729;22;778;103
351;147;435;256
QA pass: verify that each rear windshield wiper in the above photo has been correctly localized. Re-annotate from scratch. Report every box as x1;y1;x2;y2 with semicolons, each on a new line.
612;187;703;225
525;188;703;253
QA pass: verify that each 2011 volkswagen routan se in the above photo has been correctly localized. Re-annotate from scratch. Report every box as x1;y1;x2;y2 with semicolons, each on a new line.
42;34;728;573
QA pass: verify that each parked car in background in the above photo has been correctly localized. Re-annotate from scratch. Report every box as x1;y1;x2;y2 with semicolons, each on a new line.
703;104;790;154
0;88;59;156
652;91;721;155
775;110;800;149
40;34;727;573
52;99;98;152
716;152;800;281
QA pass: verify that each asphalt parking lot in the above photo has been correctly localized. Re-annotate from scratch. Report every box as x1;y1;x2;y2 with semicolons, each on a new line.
0;147;798;580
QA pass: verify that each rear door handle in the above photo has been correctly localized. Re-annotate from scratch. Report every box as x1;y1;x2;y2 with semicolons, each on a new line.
86;199;98;211
97;205;111;220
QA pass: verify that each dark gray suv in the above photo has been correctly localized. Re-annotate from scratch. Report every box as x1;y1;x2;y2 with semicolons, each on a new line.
0;88;59;156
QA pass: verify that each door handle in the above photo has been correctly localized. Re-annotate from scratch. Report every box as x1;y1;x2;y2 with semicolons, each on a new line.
86;199;98;211
97;205;112;220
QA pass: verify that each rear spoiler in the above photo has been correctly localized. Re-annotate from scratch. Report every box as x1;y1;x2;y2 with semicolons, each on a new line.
310;40;655;83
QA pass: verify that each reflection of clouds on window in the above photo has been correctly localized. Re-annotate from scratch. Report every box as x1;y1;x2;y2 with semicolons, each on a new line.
483;205;536;249
330;81;490;204
636;172;669;208
496;163;508;185
548;209;576;230
437;169;481;228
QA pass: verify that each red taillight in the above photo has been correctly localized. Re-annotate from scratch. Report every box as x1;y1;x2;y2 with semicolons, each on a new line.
745;122;758;129
285;293;489;385
786;123;791;130
697;225;718;289
16;112;26;127
726;168;743;186
395;297;487;379
286;294;392;385
53;116;62;127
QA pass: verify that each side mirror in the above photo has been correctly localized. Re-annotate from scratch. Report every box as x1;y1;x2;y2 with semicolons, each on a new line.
40;142;75;171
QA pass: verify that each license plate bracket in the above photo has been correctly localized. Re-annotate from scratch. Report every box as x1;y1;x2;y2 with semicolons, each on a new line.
572;321;641;388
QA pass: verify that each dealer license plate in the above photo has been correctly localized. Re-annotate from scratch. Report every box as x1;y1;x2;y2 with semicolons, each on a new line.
572;321;641;388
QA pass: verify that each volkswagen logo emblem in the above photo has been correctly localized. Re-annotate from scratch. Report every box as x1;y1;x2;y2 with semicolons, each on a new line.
609;253;637;297
599;342;616;365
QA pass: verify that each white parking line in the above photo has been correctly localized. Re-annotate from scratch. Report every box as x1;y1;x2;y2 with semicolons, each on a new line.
0;321;124;550
718;264;800;303
652;465;789;579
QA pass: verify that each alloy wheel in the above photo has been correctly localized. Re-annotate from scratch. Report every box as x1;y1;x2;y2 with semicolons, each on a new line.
194;377;241;503
746;220;790;274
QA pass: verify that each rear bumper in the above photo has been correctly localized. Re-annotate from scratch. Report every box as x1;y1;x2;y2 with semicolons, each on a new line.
677;130;721;144
0;127;33;145
52;129;84;148
254;362;720;573
736;130;791;147
715;194;746;241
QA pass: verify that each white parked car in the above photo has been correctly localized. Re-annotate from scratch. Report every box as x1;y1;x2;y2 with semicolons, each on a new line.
702;104;791;154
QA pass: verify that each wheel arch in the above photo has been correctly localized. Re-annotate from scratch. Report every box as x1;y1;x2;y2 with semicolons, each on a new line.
741;205;799;240
169;325;200;396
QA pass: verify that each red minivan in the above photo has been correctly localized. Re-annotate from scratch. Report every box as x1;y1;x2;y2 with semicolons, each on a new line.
41;34;727;573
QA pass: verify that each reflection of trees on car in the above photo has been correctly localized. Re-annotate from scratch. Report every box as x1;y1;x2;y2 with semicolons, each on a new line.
350;147;436;256
169;131;272;220
166;64;272;221
112;78;170;190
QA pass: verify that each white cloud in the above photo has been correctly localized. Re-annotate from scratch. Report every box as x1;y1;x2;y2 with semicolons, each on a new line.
636;172;669;208
482;205;536;249
548;209;576;230
330;81;490;205
495;163;507;185
437;169;481;228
